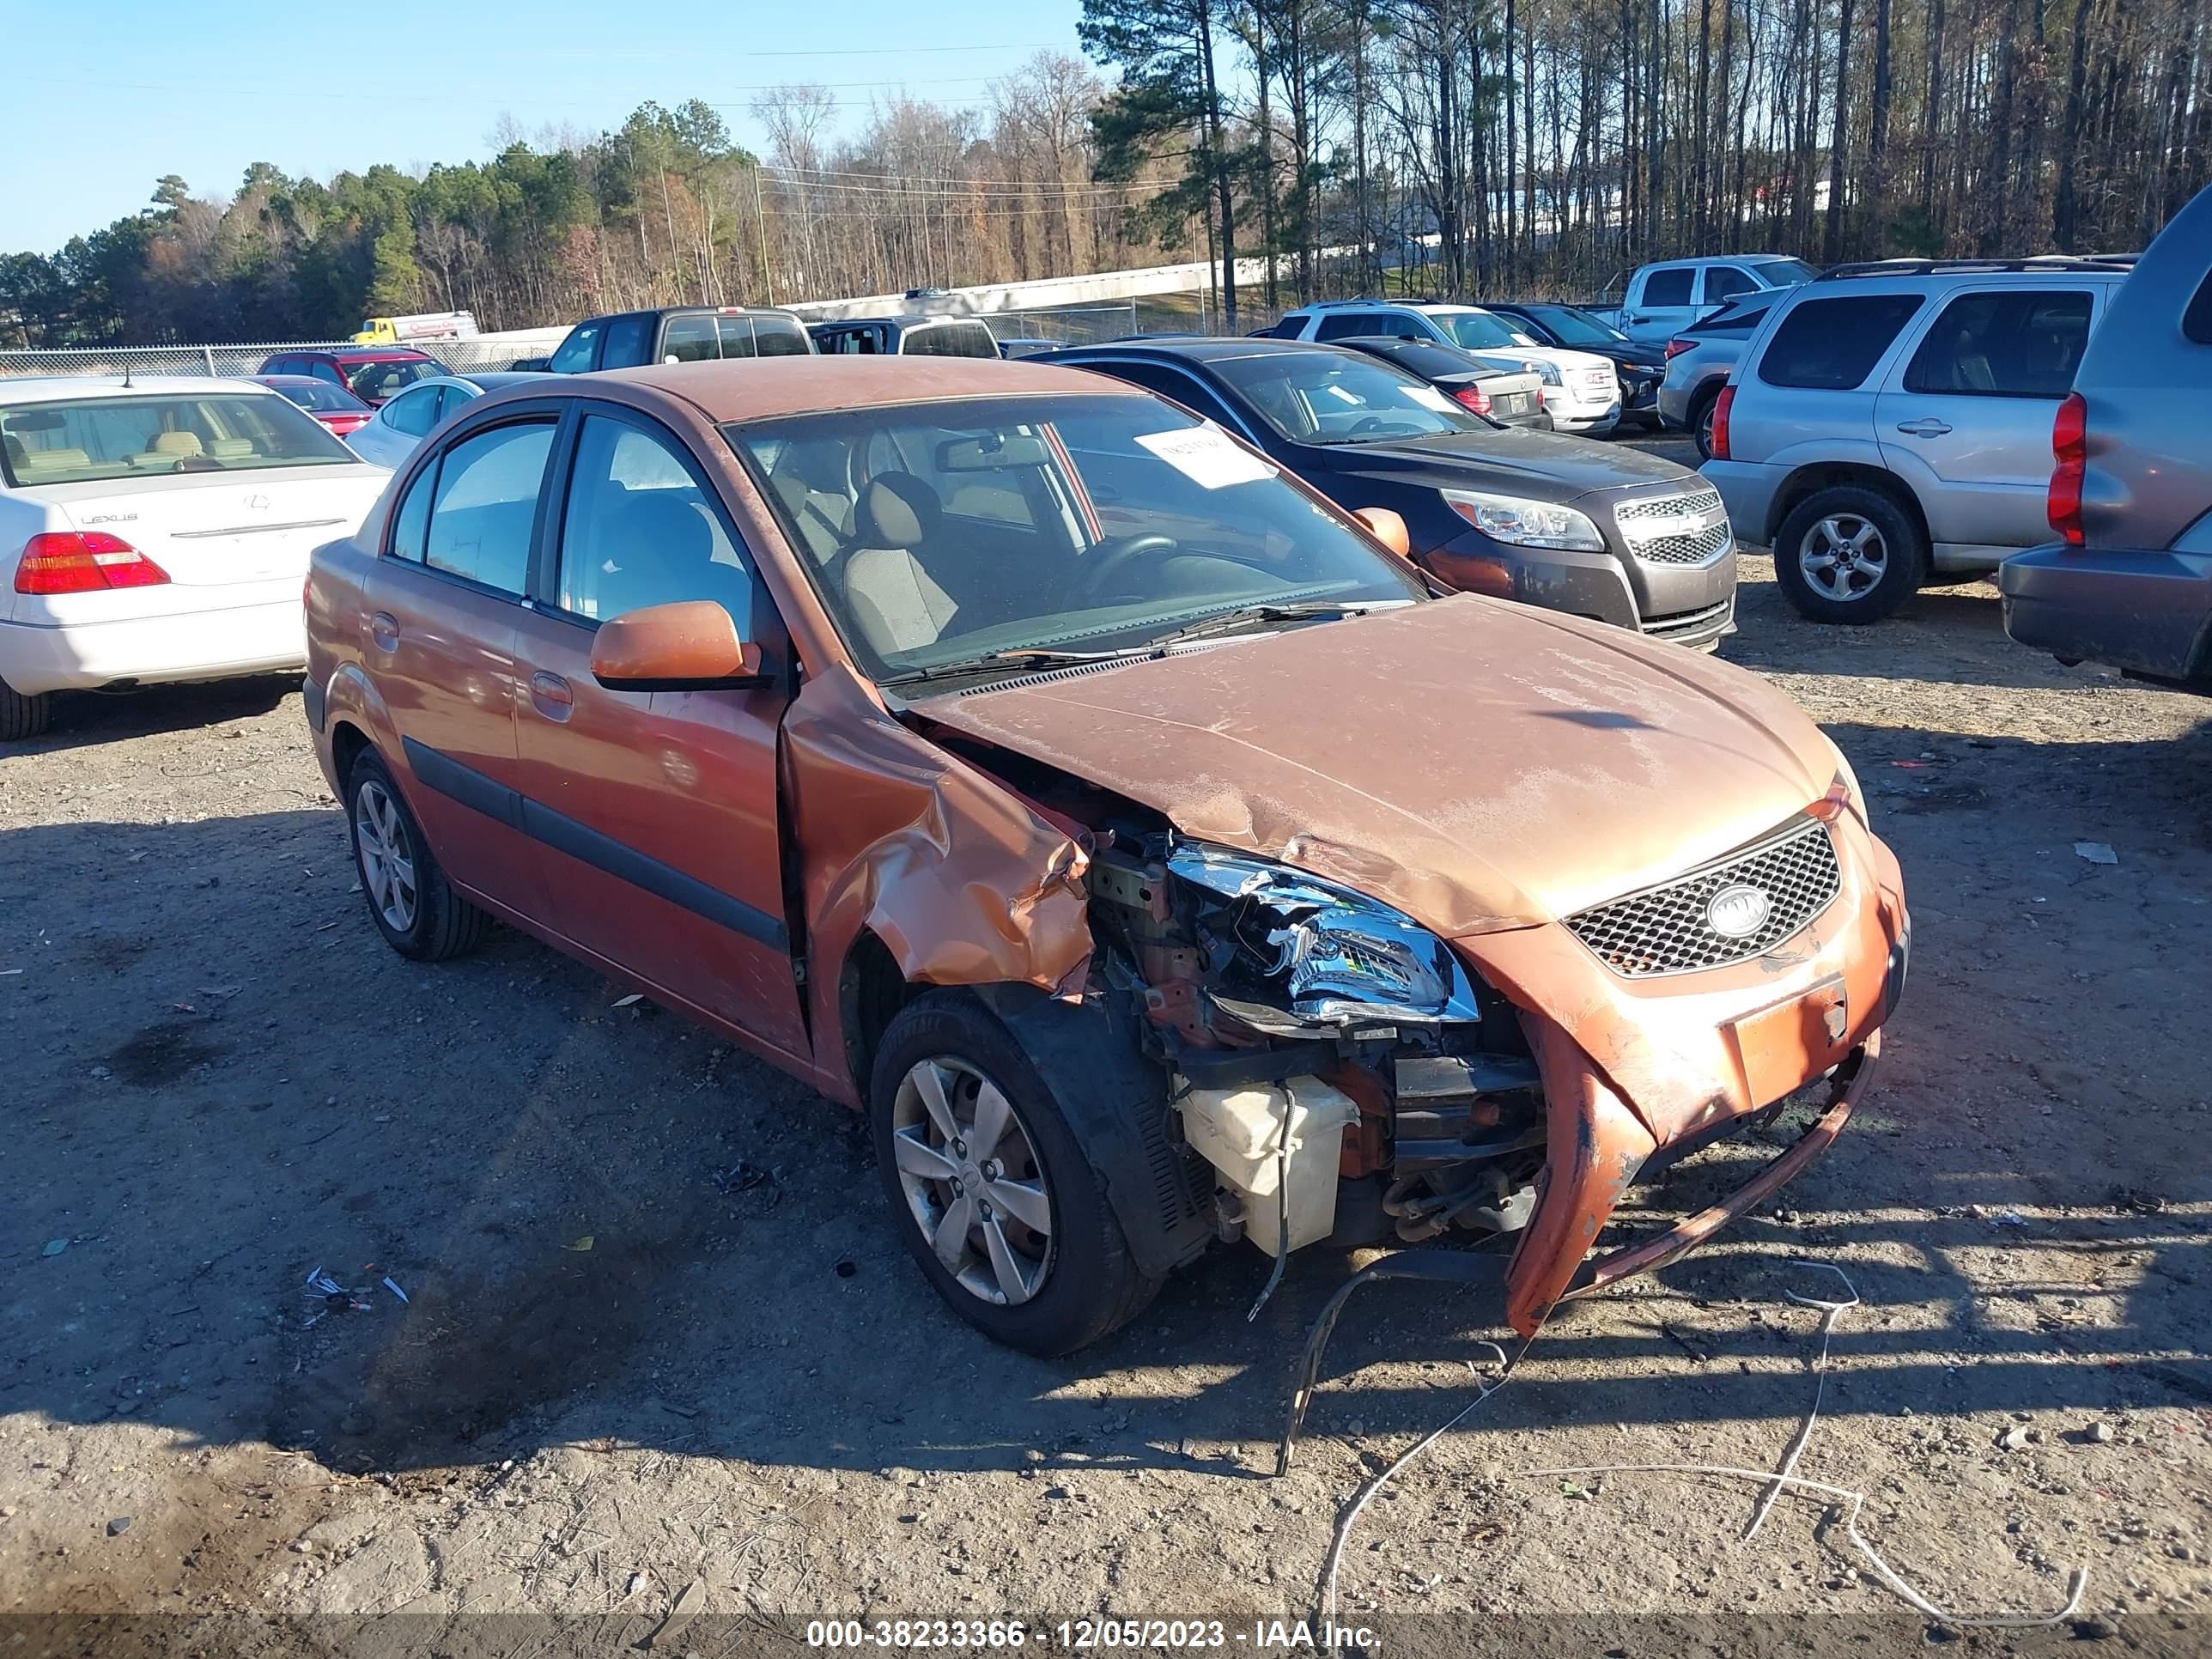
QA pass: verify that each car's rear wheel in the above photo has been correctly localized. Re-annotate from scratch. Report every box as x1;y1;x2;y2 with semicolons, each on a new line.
0;677;53;742
1774;486;1927;623
345;750;489;961
1689;386;1723;461
869;992;1159;1356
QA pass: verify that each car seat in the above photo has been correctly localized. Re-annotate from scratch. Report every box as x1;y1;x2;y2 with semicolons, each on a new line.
769;439;859;569
590;489;751;625
842;474;959;653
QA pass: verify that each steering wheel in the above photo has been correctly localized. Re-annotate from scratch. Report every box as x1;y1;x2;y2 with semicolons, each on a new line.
1349;416;1394;436
1076;532;1179;600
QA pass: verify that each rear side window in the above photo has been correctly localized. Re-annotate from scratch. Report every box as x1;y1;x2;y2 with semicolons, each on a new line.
660;315;719;363
1689;295;1776;336
755;317;811;357
1903;289;2093;397
550;322;601;374
383;385;442;438
1759;295;1926;390
905;322;998;359
422;422;553;593
1703;265;1758;303
2184;270;2212;344
1642;268;1696;306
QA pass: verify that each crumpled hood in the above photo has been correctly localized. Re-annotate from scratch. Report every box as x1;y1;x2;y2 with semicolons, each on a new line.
917;595;1839;939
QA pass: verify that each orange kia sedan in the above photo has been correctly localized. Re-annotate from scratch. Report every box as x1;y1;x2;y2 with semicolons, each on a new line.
305;359;1908;1355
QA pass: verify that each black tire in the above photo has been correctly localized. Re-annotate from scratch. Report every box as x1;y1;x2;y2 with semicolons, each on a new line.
0;677;53;742
869;990;1161;1356
344;750;489;962
1772;484;1928;624
1688;386;1723;461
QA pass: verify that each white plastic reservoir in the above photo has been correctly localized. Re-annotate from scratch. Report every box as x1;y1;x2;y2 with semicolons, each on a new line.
1176;1077;1358;1257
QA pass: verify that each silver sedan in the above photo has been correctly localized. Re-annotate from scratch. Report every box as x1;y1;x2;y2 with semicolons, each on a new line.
344;372;550;470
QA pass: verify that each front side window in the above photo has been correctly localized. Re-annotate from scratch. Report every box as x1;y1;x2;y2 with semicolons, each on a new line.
550;322;602;373
421;422;553;593
1759;295;1927;390
1641;268;1697;307
1437;311;1523;350
309;362;348;388
383;386;443;438
727;393;1425;684
1209;351;1486;445
1689;294;1778;336
273;379;363;413
601;314;653;368
1902;289;2093;397
556;416;754;625
661;315;720;363
0;392;357;487
1521;306;1626;346
1758;258;1822;285
1092;362;1244;431
1316;311;1414;343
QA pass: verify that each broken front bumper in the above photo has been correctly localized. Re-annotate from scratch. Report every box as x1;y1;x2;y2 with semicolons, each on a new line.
1458;812;1907;1336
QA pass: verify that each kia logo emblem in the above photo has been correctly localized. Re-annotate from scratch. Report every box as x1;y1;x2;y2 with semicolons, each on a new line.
1705;884;1772;939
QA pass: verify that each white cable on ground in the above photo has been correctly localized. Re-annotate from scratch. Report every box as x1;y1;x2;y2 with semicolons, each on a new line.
1316;1340;1522;1620
1743;1259;1861;1541
1520;1460;2086;1629
1518;1253;2088;1631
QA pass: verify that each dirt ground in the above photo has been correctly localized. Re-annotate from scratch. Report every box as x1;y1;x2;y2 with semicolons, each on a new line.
5;471;2211;1654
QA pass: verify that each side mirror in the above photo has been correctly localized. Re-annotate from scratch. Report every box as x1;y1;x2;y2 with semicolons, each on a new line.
589;600;768;692
1353;507;1412;559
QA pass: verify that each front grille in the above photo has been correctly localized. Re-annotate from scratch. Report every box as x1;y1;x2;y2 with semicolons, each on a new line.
1565;816;1842;977
1616;488;1732;565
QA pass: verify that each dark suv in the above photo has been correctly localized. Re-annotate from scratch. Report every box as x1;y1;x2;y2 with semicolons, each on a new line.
2001;185;2212;690
548;307;814;373
1041;338;1736;648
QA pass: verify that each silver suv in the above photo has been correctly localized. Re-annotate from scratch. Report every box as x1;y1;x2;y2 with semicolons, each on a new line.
2001;185;2212;690
1701;259;2134;622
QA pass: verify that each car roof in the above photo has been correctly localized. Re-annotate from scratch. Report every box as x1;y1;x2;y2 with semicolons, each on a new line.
0;374;284;403
814;313;988;329
292;347;438;362
582;356;1125;422
1054;337;1343;365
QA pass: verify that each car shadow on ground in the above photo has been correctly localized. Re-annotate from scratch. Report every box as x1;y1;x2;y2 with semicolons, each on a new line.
6;675;298;757
4;702;2209;1487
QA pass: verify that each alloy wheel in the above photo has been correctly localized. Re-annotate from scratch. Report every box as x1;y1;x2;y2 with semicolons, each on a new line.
354;780;419;933
1797;514;1890;602
889;1055;1054;1307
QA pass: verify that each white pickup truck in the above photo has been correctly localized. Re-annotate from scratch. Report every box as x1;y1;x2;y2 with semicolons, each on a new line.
1592;256;1818;341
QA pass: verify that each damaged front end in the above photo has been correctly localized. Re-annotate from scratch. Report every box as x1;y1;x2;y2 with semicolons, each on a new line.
1087;835;1554;1273
1085;808;1905;1340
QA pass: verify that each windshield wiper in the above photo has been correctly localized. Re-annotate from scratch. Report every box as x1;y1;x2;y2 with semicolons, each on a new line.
1143;599;1395;651
876;645;1150;688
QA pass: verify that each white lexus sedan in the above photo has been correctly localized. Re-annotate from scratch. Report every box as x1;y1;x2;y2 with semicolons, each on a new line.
0;377;390;739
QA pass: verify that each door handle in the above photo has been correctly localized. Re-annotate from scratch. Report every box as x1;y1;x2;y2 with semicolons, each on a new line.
1895;419;1953;437
368;611;399;653
529;671;574;721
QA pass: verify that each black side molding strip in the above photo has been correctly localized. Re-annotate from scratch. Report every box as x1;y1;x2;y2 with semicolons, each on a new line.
399;737;788;951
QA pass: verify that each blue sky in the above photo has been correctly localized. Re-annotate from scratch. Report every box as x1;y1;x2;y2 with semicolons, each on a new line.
2;0;1089;255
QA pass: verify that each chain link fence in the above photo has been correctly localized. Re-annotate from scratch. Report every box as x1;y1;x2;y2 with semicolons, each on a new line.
0;337;567;381
0;297;1291;380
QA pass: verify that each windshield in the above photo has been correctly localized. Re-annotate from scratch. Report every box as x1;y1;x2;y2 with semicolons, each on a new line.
727;393;1424;686
1758;258;1820;284
345;358;442;400
1437;311;1528;350
1211;351;1488;445
1522;305;1626;345
0;392;359;487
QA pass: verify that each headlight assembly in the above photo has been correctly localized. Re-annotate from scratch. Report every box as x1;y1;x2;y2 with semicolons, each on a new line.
1165;843;1484;1024
1441;489;1608;553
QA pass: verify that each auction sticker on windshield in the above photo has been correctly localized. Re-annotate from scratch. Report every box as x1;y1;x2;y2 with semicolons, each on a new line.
1134;425;1276;489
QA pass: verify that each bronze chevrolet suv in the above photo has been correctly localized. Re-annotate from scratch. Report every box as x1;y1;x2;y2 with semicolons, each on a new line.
304;358;1908;1354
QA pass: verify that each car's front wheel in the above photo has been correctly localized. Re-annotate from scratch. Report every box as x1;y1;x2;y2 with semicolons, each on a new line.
345;750;489;961
869;992;1160;1356
0;677;53;742
1774;485;1928;623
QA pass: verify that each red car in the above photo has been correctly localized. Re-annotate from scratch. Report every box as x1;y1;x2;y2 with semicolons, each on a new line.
251;374;374;439
254;348;444;407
